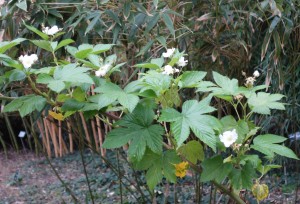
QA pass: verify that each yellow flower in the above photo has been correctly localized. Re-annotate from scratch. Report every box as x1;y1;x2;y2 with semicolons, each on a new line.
174;162;189;178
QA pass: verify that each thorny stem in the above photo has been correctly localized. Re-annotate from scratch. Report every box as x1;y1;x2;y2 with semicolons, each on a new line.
117;150;123;204
27;75;56;106
230;101;241;120
30;132;79;203
79;146;95;204
174;149;246;204
0;94;16;101
118;153;150;203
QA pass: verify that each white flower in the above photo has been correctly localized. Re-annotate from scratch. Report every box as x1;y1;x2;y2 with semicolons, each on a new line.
19;54;38;69
253;70;260;78
95;64;111;77
42;25;62;35
174;68;180;73
162;48;175;58
219;129;238;147
177;57;188;67
162;65;174;75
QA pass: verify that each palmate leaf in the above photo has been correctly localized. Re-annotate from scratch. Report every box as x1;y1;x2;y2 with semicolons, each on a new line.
102;104;164;160
37;64;93;93
3;95;47;117
178;140;204;164
251;134;299;160
139;70;172;96
93;82;139;112
178;71;207;88
248;92;285;114
133;149;180;190
228;161;257;190
201;155;233;183
160;99;221;151
197;72;240;101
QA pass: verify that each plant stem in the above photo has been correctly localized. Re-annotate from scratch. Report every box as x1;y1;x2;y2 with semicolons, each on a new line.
0;95;16;101
79;147;95;204
117;150;123;204
212;181;245;204
31;131;79;202
27;75;56;106
181;156;245;204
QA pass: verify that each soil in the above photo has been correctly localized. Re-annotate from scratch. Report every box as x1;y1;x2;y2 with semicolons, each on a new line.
0;150;299;204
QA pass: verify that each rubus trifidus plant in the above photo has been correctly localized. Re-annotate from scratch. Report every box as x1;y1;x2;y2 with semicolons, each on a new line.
0;25;298;204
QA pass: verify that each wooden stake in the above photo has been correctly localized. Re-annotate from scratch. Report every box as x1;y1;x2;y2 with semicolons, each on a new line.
58;120;63;157
79;112;92;148
48;119;59;158
37;119;51;157
96;116;105;156
43;118;52;157
67;120;73;153
91;119;99;152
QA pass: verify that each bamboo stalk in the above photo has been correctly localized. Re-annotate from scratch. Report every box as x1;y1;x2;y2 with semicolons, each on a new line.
43;118;52;157
96;116;105;156
37;120;51;157
3;113;19;152
47;119;59;157
58;120;63;157
91;119;99;152
79;112;92;148
67;120;73;153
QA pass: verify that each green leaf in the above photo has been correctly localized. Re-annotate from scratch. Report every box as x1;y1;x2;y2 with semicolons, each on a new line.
156;85;181;108
73;87;86;102
93;82;139;112
201;155;233;183
54;64;94;84
92;44;114;54
55;39;75;51
105;10;121;26
0;38;26;54
220;116;249;143
145;13;160;33
66;46;78;56
123;2;131;19
178;140;204;164
133;149;180;190
160;100;220;150
75;48;93;59
3;95;46;117
85;13;101;35
251;134;299;160
139;70;171;96
150;57;164;68
178;71;207;88
25;24;49;40
229;161;256;190
31;40;53;52
162;13;175;37
136;40;154;57
61;99;85;112
134;63;160;69
103;104;164;160
248;92;285;115
16;0;27;11
50;41;58;51
211;71;240;98
257;164;281;175
156;36;167;48
8;70;26;82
